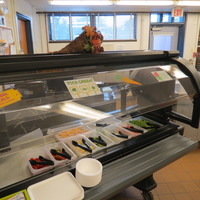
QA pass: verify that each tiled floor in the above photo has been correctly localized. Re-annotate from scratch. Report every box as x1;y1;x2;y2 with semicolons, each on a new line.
108;147;200;200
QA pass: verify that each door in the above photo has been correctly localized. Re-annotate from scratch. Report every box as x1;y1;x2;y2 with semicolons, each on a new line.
17;12;33;54
150;26;179;51
18;18;28;54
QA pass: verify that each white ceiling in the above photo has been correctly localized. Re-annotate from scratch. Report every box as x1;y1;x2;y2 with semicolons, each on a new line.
24;0;200;12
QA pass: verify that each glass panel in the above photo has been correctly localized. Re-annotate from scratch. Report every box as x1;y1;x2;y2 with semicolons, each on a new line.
0;65;195;114
116;14;130;39
128;65;195;113
153;35;172;50
162;13;172;23
173;16;184;23
71;15;90;40
96;15;114;40
54;14;70;40
49;15;54;40
132;14;136;40
150;13;161;23
0;63;197;188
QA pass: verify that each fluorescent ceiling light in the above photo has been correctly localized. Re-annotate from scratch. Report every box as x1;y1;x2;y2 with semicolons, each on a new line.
0;0;4;3
177;1;200;6
49;0;200;6
116;1;173;6
48;0;113;5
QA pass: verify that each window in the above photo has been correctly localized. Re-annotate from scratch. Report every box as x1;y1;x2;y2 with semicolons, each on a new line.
71;14;90;40
162;13;172;23
150;13;161;23
174;16;184;23
150;13;184;23
116;14;133;40
96;14;114;40
48;13;137;41
49;14;70;41
95;13;136;40
49;13;90;41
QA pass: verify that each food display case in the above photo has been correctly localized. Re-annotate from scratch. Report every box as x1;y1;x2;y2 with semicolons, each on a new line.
0;50;200;200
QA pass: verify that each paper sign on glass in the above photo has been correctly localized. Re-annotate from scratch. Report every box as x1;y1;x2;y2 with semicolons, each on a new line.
0;89;22;108
152;71;172;82
64;78;102;99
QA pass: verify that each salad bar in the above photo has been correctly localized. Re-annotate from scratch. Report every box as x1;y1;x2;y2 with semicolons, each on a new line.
0;51;200;200
24;116;162;176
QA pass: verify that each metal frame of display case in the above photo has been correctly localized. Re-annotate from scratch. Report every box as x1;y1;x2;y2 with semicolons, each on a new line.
0;50;200;200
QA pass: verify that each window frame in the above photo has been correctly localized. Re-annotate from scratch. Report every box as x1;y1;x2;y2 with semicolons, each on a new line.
48;12;137;43
150;13;185;24
48;13;71;41
48;13;91;42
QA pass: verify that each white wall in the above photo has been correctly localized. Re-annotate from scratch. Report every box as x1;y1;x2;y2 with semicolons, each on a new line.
10;0;43;54
31;7;43;53
47;13;150;53
183;13;200;64
38;14;49;53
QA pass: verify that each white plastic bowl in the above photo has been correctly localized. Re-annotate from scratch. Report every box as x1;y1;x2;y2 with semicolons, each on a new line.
75;158;103;188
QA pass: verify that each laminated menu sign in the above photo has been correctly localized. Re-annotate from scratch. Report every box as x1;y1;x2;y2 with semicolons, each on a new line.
152;71;172;82
5;191;26;200
0;89;22;108
64;78;102;98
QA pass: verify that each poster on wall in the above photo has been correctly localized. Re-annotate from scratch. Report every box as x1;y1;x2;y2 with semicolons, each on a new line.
0;26;14;44
1;28;7;42
0;16;6;26
0;26;14;55
6;29;14;43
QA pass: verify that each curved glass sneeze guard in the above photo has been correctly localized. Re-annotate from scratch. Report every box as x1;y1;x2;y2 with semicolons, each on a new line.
0;64;195;148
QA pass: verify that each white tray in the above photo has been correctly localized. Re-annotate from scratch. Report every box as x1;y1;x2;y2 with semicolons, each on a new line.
117;121;147;137
55;126;92;142
87;117;120;130
84;131;116;148
99;128;123;143
25;147;55;175
103;124;131;143
63;135;99;158
27;172;84;200
45;142;77;166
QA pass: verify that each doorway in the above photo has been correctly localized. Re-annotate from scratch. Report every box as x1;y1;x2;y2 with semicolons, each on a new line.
149;25;184;56
17;12;33;54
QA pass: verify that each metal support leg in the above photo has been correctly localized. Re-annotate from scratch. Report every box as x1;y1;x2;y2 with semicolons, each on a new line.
133;175;157;200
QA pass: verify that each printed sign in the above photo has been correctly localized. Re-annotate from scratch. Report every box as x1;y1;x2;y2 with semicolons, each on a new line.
64;78;102;99
122;77;142;85
0;89;22;108
172;8;184;17
152;71;172;82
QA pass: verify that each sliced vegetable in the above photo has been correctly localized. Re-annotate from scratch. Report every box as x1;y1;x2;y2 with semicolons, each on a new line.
57;127;89;138
29;157;54;169
129;119;160;131
123;126;144;133
50;149;71;160
89;137;107;147
72;140;92;153
112;133;128;139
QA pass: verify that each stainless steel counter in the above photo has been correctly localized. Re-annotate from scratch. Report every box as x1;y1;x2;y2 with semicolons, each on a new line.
84;134;197;200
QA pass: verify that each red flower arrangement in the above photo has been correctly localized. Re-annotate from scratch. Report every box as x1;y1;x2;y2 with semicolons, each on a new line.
82;25;104;54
